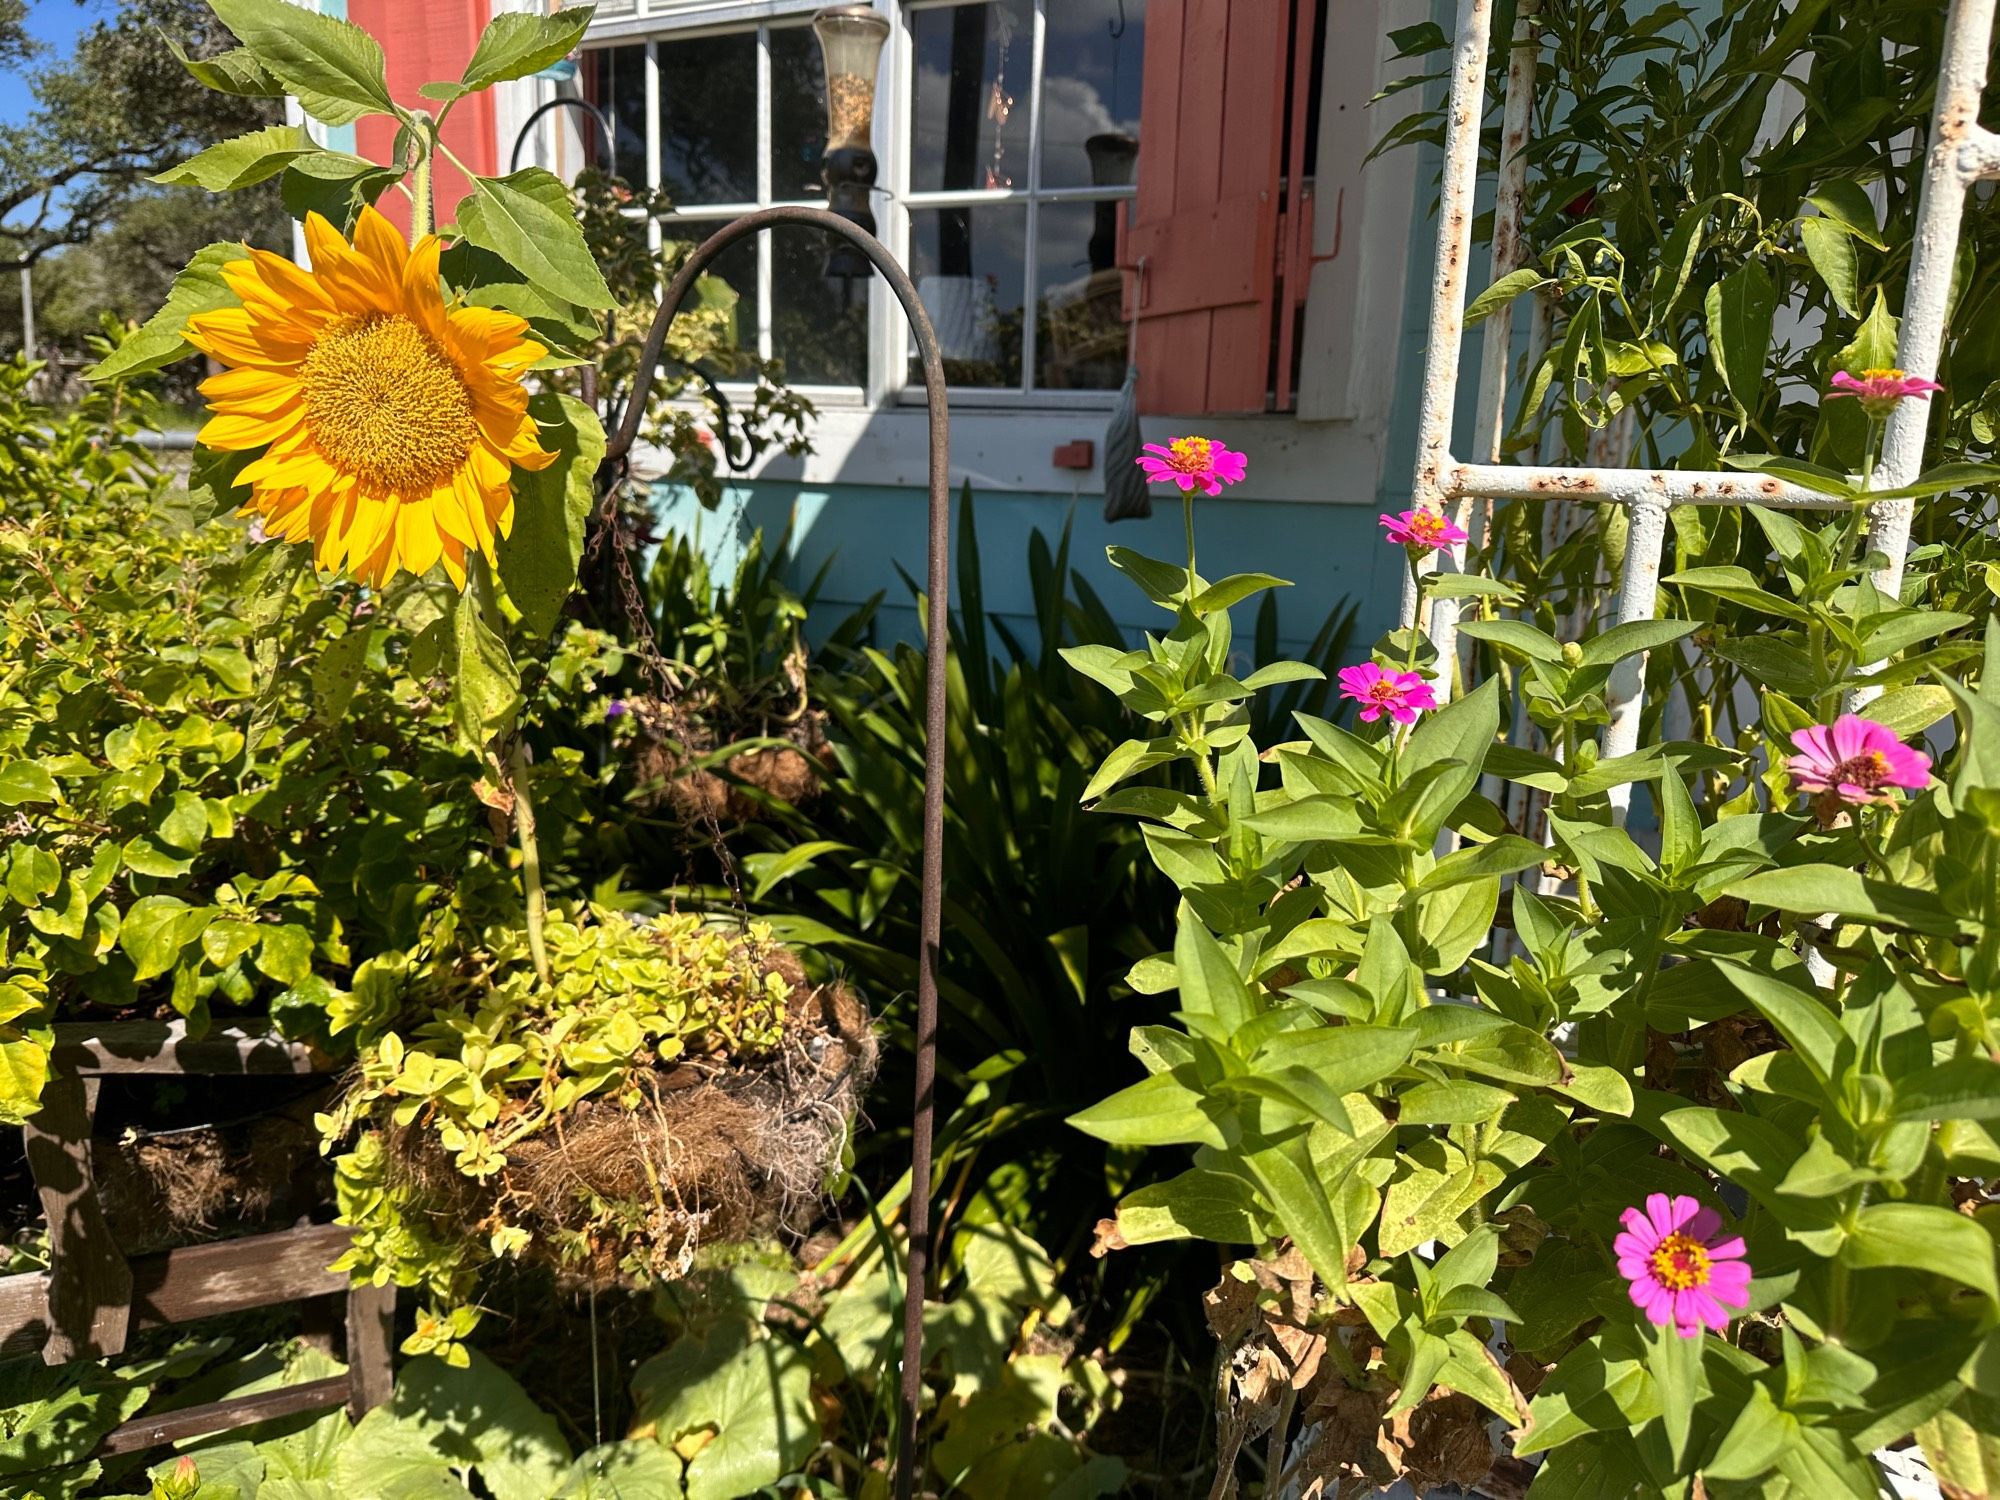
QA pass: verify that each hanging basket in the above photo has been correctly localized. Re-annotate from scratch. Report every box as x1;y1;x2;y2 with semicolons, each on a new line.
325;908;875;1296
621;691;834;825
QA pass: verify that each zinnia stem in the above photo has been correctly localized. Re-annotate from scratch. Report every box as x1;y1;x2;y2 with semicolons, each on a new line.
510;736;553;988
1182;491;1198;601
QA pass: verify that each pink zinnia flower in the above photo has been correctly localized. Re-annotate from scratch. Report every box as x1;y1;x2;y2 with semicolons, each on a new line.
1786;714;1930;806
1827;366;1944;417
1135;435;1248;496
1614;1193;1751;1339
1378;507;1468;554
1336;662;1437;724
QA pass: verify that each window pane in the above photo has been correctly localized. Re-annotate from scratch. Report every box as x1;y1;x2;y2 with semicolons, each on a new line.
583;45;648;185
909;0;1033;193
667;228;760;361
906;205;1026;387
1035;200;1127;390
770;24;831;202
656;32;758;205
1039;0;1145;190
773;232;868;385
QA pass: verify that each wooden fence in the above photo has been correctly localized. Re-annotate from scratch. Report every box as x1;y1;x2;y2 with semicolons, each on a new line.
3;1021;393;1456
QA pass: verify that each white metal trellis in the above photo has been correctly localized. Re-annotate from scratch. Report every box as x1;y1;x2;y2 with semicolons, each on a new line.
1402;0;2000;819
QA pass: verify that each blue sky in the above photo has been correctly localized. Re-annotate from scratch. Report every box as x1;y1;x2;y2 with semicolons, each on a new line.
0;2;113;127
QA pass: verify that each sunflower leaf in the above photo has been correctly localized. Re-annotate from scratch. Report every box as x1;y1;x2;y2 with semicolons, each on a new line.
459;170;615;311
153;123;316;191
85;243;250;383
497;393;606;638
458;6;596;92
206;0;396;126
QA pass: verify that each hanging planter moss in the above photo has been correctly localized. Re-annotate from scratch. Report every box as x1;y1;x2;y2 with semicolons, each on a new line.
319;905;874;1310
618;690;834;824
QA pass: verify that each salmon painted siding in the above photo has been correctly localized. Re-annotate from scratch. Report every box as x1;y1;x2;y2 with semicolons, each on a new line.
345;0;499;234
1123;0;1318;417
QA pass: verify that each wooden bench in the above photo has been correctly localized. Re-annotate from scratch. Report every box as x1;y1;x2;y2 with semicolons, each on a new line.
2;1021;393;1454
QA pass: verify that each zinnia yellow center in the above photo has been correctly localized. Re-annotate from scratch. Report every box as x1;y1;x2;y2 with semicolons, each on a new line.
1650;1232;1712;1291
299;313;477;494
1410;511;1448;540
1833;749;1893;788
1167;436;1216;472
1861;367;1906;381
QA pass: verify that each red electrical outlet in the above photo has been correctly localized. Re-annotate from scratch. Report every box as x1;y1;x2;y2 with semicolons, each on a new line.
1052;440;1095;470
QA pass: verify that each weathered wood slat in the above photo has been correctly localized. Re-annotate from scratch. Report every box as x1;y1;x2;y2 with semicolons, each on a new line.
0;1225;358;1358
130;1223;355;1325
25;1073;132;1363
51;1020;330;1076
345;1282;397;1419
95;1376;351;1456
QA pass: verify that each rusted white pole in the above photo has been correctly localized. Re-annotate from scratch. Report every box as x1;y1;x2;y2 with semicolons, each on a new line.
1434;0;1542;700
1403;0;1497;692
1603;491;1669;823
1855;0;2000;706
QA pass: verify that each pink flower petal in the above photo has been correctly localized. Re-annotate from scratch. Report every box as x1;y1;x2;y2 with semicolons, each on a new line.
1706;1261;1753;1305
1619;1207;1661;1249
1704;1235;1746;1261
1645;1193;1678;1237
1685;1206;1723;1241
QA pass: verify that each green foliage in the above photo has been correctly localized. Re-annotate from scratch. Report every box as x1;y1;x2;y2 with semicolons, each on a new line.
322;906;793;1313
1066;466;2000;1492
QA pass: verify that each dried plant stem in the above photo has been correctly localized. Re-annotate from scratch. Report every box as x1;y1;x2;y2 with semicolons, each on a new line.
510;738;552;987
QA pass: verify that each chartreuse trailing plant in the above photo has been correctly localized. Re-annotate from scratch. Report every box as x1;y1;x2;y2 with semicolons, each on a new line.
1069;435;2000;1495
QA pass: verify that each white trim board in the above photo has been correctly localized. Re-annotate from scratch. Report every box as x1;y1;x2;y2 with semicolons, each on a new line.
632;402;1387;503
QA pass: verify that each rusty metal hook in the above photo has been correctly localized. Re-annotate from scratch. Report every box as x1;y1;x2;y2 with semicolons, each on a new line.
604;205;950;1500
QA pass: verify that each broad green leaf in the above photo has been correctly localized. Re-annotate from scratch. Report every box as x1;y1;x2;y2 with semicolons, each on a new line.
1841;1202;1999;1304
496;393;605;637
458;6;596;91
1174;911;1254;1032
1725;865;1960;936
1706;260;1777;409
1113;1167;1262;1246
1459;618;1565;662
0;1033;51;1127
1241;1131;1353;1288
1894;1057;2000;1121
282;151;401;235
1191;571;1288;615
153;123;314;190
0;760;59;806
1713;961;1844;1090
1801;216;1861;316
1066;1071;1226;1148
1576;618;1697;669
449;584;523;752
207;0;396;125
1465;266;1551;325
459;170;616;311
86;243;250;383
553;1442;679;1500
166;36;285;97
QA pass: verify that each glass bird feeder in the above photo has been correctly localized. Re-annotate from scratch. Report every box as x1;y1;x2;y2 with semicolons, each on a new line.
813;5;891;281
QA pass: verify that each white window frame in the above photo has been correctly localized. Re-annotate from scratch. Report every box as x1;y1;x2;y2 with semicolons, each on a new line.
578;0;1138;411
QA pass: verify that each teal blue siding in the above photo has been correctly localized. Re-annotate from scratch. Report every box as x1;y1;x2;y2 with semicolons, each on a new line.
650;482;1404;662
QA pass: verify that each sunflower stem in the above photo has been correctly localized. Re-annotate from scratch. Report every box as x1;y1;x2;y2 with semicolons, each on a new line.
510;737;552;988
410;113;437;241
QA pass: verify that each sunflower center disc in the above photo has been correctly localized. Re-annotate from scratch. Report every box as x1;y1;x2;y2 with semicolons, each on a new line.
300;313;478;495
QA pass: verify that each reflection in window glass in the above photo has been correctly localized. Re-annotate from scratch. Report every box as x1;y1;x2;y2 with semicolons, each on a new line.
909;0;1033;193
906;205;1027;388
773;232;869;385
584;45;648;185
667;231;760;364
1039;0;1145;190
1035;201;1128;390
769;25;831;203
656;32;758;205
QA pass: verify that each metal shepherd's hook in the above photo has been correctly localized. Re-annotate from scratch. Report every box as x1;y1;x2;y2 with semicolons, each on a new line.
600;206;951;1500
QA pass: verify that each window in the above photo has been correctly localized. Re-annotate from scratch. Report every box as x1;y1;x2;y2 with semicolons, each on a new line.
902;0;1143;393
578;0;1145;401
582;23;869;389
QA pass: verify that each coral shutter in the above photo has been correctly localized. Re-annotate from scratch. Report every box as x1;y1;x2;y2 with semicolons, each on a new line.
346;0;499;235
1124;0;1317;415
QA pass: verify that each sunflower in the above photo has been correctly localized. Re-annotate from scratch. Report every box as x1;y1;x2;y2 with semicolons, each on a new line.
185;205;557;588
